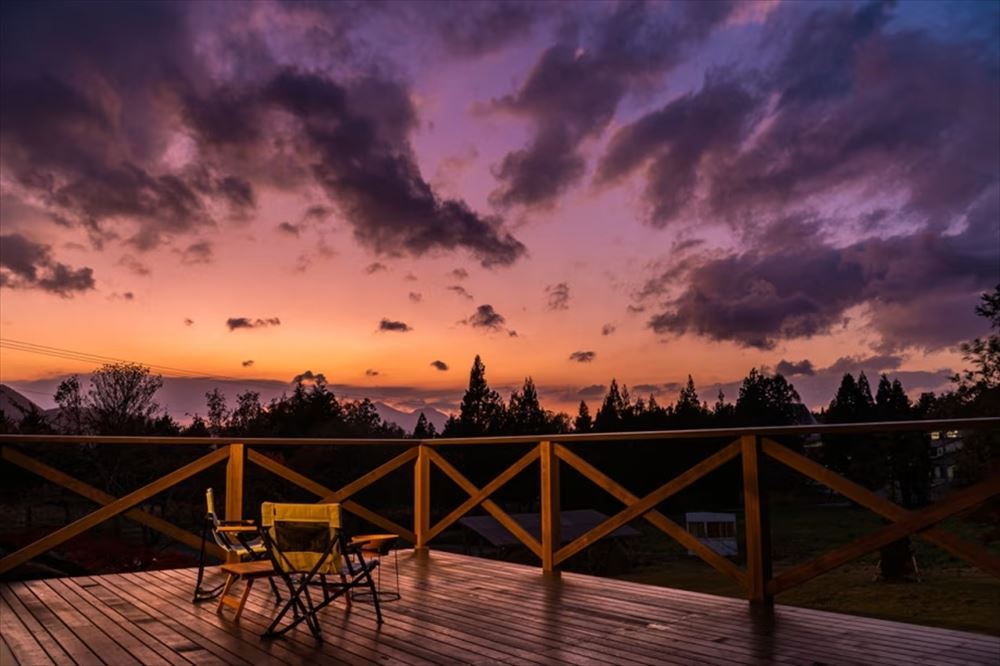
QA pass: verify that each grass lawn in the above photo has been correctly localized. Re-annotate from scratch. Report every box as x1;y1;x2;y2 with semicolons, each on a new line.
614;503;1000;636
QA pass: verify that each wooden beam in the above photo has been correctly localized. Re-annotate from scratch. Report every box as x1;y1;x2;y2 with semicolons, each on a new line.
554;443;747;589
540;441;560;574
427;448;542;558
414;444;430;552
554;441;741;565
741;434;772;608
0;446;230;575
427;445;540;541
0;447;224;560
246;449;416;543
769;473;1000;595
762;439;1000;578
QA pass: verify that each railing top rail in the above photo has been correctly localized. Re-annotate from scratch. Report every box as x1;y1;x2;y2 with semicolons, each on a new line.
0;417;996;447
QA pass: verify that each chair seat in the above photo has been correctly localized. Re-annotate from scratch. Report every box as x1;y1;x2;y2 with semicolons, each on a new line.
221;559;275;578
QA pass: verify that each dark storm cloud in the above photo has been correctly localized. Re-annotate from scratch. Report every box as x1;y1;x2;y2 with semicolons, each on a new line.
0;2;525;267
0;233;95;296
449;268;469;280
277;222;301;236
596;75;761;226
179;240;213;265
447;285;474;300
431;1;542;56
577;384;605;398
226;317;281;331
643;200;998;350
600;2;999;230
292;370;327;384
258;69;526;268
490;1;735;209
545;282;570;311
430;360;449;371
464;304;508;332
118;255;150;276
826;354;903;375
775;360;815;377
378;318;412;332
568;351;596;363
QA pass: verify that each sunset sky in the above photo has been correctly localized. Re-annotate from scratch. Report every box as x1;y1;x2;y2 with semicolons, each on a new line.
1;0;998;418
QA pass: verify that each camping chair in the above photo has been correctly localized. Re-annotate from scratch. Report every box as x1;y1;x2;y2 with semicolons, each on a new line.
259;502;383;639
193;488;281;602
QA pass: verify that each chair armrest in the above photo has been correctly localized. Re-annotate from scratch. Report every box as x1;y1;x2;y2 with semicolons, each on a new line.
217;525;261;533
219;519;256;526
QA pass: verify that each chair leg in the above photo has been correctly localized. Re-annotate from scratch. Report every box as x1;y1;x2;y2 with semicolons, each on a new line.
216;574;236;615
340;573;352;607
234;579;254;623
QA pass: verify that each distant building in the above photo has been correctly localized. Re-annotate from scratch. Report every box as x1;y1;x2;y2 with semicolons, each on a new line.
928;430;963;497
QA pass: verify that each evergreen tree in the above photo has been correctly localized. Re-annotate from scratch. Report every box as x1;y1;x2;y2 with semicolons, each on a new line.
594;379;628;431
206;388;229;436
573;401;593;433
412;412;437;439
674;375;707;427
735;369;801;426
507;377;547;435
444;355;506;437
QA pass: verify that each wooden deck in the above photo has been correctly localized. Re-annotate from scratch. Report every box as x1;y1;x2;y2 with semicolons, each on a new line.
1;550;997;666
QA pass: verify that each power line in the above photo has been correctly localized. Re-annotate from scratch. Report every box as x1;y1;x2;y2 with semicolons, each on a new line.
0;338;377;402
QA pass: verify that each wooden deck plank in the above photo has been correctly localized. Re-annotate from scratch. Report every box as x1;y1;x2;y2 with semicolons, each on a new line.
2;550;997;666
1;589;50;666
151;570;426;663
84;572;250;665
8;581;101;664
25;577;139;666
43;577;177;666
1;635;19;666
155;567;438;666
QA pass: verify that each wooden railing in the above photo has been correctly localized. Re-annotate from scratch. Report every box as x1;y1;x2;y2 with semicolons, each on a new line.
1;417;998;609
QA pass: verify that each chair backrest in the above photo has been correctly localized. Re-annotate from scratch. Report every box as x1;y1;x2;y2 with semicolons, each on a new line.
261;502;342;575
206;488;219;527
205;488;241;553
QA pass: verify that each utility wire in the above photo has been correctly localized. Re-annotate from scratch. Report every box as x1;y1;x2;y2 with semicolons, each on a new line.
0;338;380;402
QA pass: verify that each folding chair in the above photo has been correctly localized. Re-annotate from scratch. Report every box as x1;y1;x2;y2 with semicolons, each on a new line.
259;502;383;639
193;488;280;602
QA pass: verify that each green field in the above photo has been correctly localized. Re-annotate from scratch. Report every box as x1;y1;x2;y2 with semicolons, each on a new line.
614;503;1000;635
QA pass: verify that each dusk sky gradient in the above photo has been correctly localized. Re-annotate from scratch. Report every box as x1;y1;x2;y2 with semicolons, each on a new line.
1;0;998;418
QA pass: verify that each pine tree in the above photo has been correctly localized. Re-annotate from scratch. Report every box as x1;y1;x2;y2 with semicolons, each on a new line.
412;412;437;439
447;355;506;437
507;377;546;434
573;401;593;432
594;379;628;431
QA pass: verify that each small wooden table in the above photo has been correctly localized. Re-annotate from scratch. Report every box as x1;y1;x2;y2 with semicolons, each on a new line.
351;534;399;601
216;559;275;622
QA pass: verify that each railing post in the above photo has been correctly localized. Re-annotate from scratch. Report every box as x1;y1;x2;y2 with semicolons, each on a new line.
226;443;244;563
540;440;561;575
414;443;430;554
741;433;772;610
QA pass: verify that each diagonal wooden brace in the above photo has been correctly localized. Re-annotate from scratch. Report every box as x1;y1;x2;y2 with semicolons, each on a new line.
762;439;1000;579
554;442;747;589
427;445;541;542
768;470;1000;595
426;448;542;558
246;448;416;543
0;447;223;560
0;445;230;574
554;441;742;566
